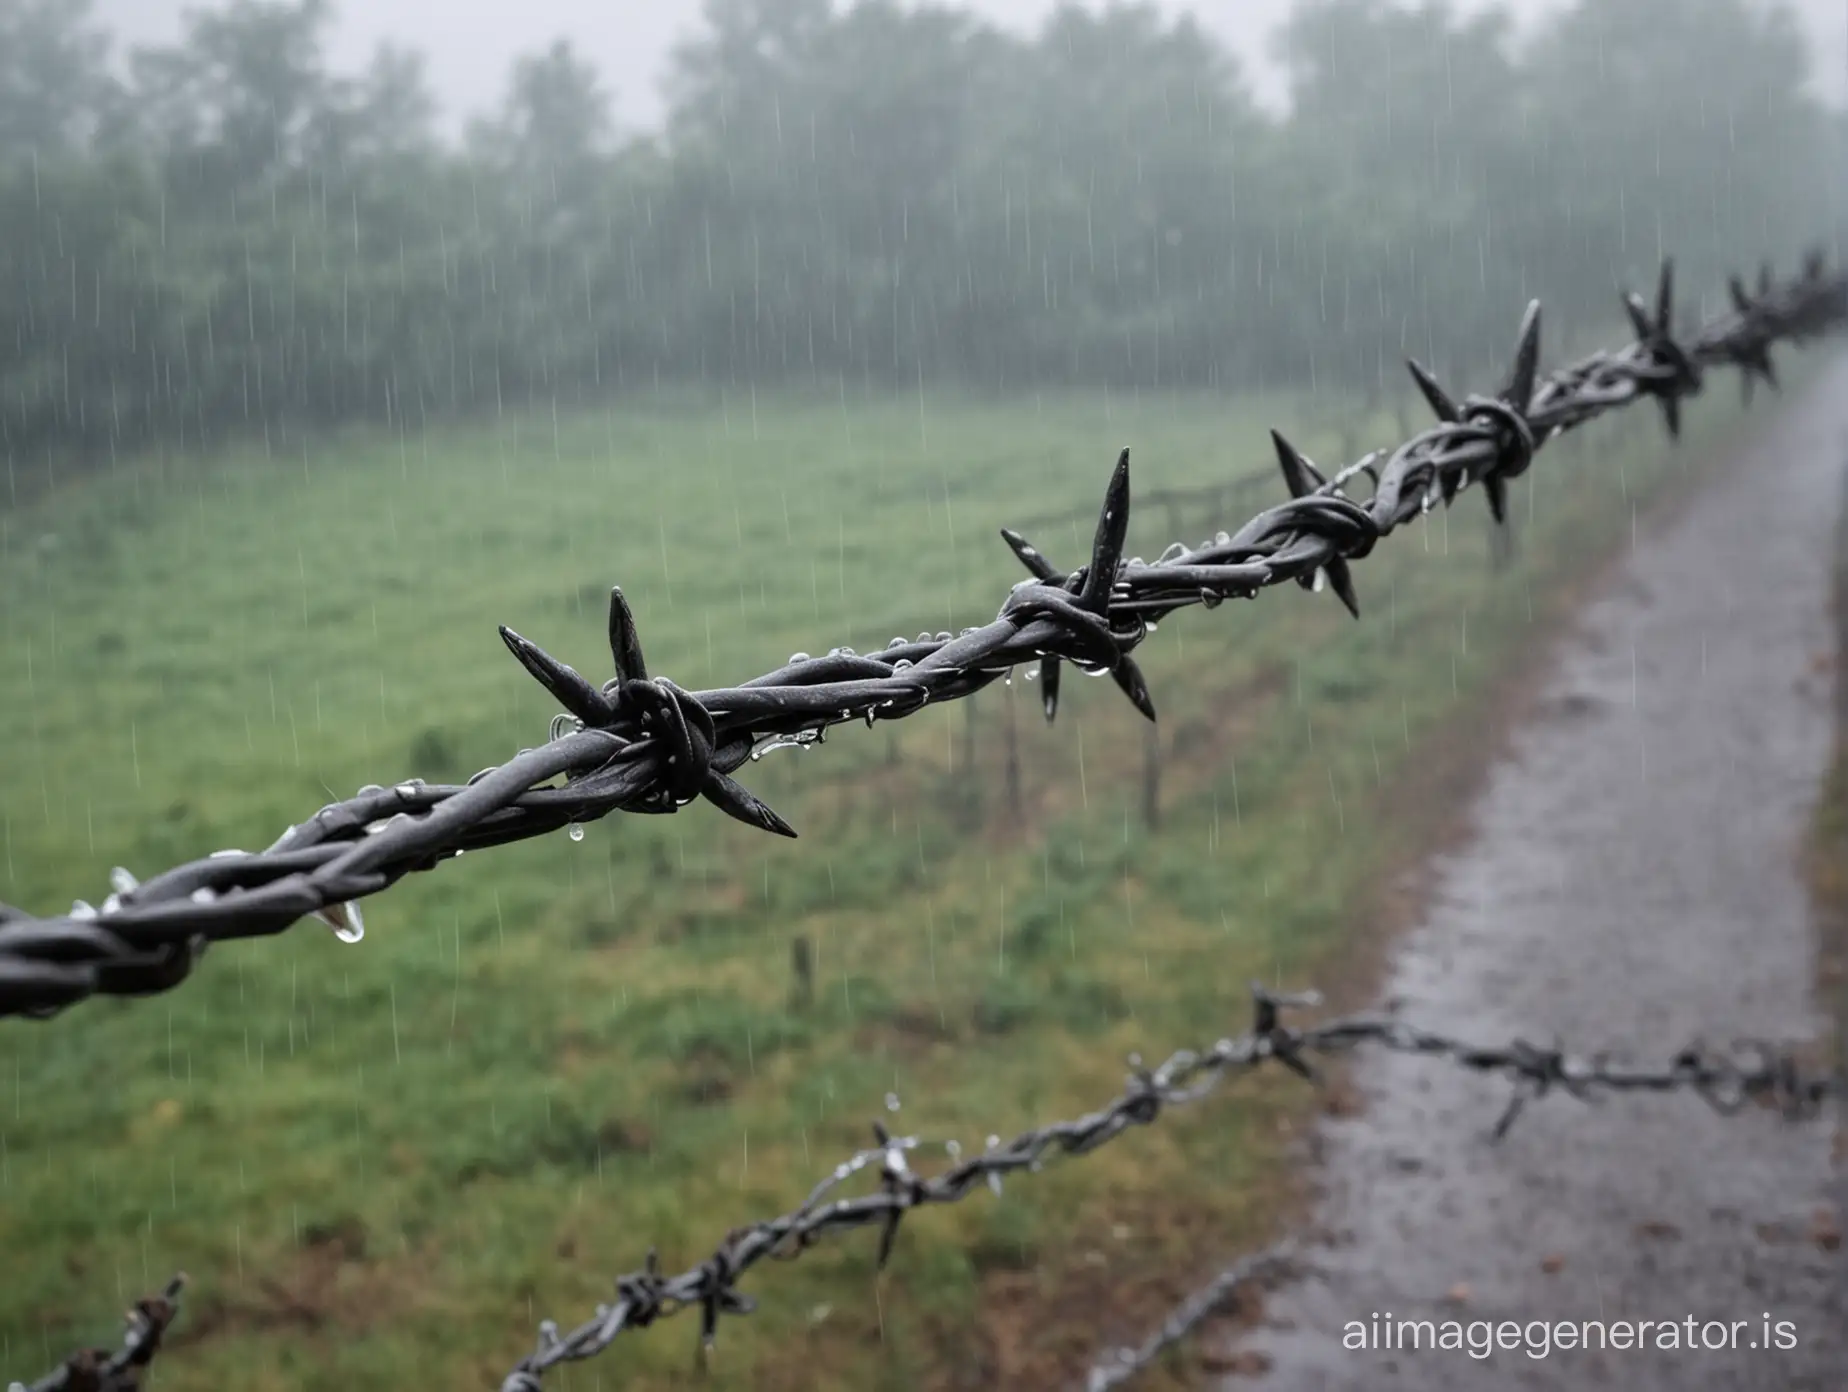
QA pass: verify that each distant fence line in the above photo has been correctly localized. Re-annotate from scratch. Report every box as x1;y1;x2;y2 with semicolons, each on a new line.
8;252;1848;1391
15;989;1841;1392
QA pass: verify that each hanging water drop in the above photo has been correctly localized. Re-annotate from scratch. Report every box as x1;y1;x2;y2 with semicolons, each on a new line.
568;823;585;842
317;900;364;943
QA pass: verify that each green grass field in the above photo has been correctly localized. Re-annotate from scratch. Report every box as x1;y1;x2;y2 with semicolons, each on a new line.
0;375;1783;1390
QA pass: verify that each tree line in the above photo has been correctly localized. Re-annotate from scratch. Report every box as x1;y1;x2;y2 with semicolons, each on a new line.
0;0;1837;481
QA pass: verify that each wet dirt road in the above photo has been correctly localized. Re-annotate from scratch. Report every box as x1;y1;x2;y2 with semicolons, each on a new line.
1223;358;1848;1390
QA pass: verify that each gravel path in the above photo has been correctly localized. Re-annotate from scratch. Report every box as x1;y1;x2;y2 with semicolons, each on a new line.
1224;358;1848;1390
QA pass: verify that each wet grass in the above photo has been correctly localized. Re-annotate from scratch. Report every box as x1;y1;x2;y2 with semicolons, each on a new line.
0;374;1781;1389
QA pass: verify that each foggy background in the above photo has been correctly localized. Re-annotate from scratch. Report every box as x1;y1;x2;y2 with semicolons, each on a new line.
4;0;1843;490
87;0;1848;128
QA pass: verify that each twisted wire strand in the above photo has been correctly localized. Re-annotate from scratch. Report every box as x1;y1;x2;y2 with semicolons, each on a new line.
488;986;1842;1390
3;253;1843;1019
1082;1244;1300;1392
10;1275;185;1392
18;987;1838;1390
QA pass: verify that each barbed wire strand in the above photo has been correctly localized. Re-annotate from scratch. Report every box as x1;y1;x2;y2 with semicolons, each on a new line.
18;984;1840;1390
1;255;1843;1019
7;254;1848;1391
1083;1244;1302;1392
487;985;1841;1390
11;1275;185;1392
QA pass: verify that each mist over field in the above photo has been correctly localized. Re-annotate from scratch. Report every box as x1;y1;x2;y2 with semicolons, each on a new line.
1;3;1844;1390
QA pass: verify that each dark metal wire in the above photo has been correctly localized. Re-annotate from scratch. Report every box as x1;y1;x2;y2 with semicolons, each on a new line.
16;986;1839;1390
489;985;1841;1390
3;254;1843;1020
11;1275;185;1392
1083;1244;1300;1391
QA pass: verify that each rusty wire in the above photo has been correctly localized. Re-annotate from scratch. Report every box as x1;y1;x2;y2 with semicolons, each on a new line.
2;253;1844;1019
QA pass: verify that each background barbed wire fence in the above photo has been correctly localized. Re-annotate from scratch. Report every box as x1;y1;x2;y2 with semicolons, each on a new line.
491;987;1843;1392
7;252;1848;1390
16;987;1842;1392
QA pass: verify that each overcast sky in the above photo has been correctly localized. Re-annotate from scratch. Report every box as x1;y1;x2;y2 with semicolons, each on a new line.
91;0;1848;131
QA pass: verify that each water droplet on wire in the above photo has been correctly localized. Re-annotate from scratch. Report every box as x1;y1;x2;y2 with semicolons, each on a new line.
317;901;365;943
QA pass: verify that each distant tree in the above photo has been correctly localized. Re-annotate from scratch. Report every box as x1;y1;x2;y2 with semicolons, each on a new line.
1520;0;1828;322
471;38;613;177
954;3;1276;383
665;0;832;141
0;0;118;158
311;42;440;166
128;0;334;187
1269;0;1529;385
0;0;1839;480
